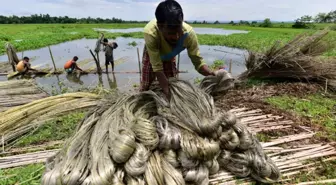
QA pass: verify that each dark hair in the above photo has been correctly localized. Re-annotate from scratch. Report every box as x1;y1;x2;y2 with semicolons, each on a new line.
73;56;78;61
113;42;118;49
23;56;29;60
155;0;183;28
103;38;108;43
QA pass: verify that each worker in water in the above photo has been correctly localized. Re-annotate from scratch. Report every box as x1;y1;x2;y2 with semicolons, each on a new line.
64;56;83;74
140;0;217;99
16;56;38;73
102;38;118;73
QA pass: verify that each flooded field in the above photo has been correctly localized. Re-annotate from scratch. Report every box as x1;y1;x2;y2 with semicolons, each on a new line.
0;37;248;94
94;27;249;35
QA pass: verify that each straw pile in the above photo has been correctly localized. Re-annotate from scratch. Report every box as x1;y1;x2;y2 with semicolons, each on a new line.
41;70;280;185
239;30;336;91
0;80;49;112
0;92;100;146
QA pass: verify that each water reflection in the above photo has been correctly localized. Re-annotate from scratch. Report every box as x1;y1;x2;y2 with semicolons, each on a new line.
107;73;117;90
66;73;84;85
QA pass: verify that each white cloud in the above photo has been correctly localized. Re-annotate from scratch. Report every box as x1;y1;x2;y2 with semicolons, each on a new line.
1;0;335;21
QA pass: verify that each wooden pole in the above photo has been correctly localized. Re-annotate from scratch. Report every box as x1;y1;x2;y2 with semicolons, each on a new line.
48;46;57;72
96;53;100;64
6;49;16;72
95;33;104;63
177;54;180;78
229;60;232;73
89;49;102;74
137;47;141;83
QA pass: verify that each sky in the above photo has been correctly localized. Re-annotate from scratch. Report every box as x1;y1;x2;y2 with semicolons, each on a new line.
1;0;336;21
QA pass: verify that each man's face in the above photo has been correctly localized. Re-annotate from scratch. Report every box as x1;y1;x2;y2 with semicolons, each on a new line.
160;24;183;46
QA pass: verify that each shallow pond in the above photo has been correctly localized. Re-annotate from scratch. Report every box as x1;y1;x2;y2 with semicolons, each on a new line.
0;37;248;94
93;27;249;35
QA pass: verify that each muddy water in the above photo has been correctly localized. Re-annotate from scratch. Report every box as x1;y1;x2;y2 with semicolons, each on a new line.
0;37;248;94
93;27;249;35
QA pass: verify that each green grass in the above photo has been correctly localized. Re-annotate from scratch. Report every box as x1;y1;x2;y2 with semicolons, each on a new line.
210;59;225;70
1;23;335;56
0;163;44;185
256;133;272;142
266;94;336;140
128;41;137;47
284;159;336;185
13;112;85;147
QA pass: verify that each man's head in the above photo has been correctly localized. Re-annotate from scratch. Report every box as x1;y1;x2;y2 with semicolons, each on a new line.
155;0;184;46
73;56;78;61
23;56;29;62
103;38;108;46
112;42;118;49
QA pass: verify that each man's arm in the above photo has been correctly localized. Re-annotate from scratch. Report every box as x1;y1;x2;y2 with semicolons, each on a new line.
24;62;38;71
144;33;170;98
75;63;83;71
186;30;215;76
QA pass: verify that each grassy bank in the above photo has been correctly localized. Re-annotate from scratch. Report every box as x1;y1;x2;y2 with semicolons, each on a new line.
267;94;336;141
1;23;335;56
0;164;44;185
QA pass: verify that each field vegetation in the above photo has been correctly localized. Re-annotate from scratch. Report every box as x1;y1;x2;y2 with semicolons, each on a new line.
1;23;335;57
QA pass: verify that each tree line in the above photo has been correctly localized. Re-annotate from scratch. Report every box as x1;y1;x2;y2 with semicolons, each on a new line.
1;10;335;25
0;14;147;24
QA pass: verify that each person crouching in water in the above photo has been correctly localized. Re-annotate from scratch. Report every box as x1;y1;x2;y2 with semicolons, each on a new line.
102;38;118;73
64;56;83;74
16;56;38;74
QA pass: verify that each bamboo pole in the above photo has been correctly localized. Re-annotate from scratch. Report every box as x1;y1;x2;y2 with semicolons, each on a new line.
89;49;102;74
177;54;180;78
297;179;336;185
229;60;232;73
48;46;57;72
137;47;141;84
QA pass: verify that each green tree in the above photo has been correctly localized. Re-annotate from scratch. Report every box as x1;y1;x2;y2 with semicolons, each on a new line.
260;18;272;27
300;15;313;23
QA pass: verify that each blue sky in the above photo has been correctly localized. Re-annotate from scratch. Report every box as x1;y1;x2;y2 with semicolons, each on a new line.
2;0;336;21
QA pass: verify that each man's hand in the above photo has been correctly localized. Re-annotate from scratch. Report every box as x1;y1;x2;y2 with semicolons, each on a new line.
155;71;171;100
198;65;215;76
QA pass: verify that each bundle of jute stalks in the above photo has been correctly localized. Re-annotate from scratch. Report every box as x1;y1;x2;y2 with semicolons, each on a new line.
0;92;100;146
239;30;336;91
41;70;280;185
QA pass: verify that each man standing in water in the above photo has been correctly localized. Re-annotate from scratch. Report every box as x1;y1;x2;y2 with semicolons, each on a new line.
140;0;216;99
102;38;118;73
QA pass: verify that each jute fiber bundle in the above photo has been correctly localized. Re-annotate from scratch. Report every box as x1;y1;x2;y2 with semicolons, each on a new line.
42;70;280;184
0;92;100;145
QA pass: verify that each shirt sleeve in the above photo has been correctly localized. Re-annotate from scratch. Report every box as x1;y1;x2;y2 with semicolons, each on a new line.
185;29;207;71
144;33;163;72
